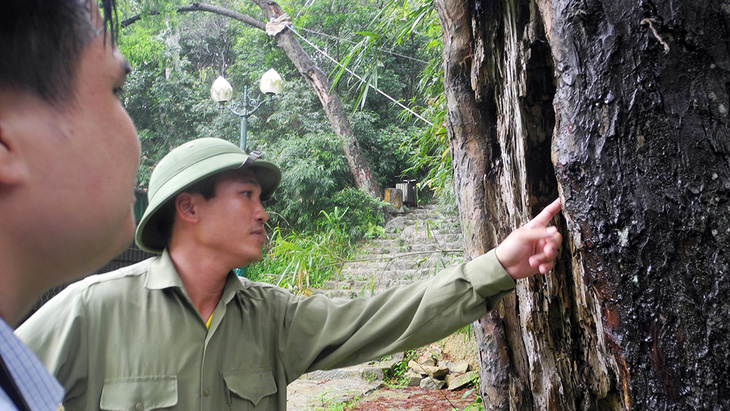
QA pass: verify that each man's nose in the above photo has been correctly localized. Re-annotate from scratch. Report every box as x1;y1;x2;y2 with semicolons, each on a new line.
254;201;268;223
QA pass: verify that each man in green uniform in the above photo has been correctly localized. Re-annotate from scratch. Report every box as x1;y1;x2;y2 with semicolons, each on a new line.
17;137;562;410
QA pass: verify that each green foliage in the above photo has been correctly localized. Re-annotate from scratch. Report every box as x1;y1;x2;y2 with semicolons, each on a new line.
384;349;416;388
118;24;165;63
257;225;346;293
263;129;352;229
380;0;454;209
249;81;392;233
246;192;386;293
119;10;239;186
457;323;474;341
350;112;420;189
328;191;387;240
399;92;453;210
462;378;484;410
246;207;356;293
314;0;453;207
315;392;361;411
330;0;439;113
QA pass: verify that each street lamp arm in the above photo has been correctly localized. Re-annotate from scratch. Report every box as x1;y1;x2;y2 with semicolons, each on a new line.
228;96;274;118
247;97;274;117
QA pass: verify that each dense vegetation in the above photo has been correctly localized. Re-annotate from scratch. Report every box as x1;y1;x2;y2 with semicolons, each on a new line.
117;0;450;292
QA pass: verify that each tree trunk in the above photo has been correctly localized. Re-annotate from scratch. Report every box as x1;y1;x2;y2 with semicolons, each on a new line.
250;0;381;199
436;0;730;409
123;2;382;200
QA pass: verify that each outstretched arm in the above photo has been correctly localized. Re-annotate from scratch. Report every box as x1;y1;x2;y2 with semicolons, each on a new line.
495;198;562;280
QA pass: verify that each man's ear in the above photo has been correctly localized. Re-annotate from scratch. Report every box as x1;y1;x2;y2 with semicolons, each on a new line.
0;121;29;186
175;193;201;224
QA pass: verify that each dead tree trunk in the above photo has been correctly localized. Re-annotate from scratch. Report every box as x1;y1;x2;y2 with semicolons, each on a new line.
250;0;381;200
436;0;730;409
123;2;382;200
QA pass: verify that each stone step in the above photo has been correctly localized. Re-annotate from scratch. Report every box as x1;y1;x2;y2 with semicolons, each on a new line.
316;281;416;299
290;203;477;410
317;277;437;298
384;220;461;232
357;244;463;257
328;267;436;283
346;265;451;280
331;267;433;283
359;235;464;251
351;249;464;261
340;255;460;271
380;231;463;242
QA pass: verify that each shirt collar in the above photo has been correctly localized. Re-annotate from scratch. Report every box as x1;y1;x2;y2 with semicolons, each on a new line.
221;269;247;305
144;249;185;290
145;249;247;305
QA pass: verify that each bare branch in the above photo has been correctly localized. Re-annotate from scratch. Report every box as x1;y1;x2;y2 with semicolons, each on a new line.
121;2;265;31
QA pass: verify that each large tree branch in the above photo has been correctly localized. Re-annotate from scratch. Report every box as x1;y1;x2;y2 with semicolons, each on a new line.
121;2;265;31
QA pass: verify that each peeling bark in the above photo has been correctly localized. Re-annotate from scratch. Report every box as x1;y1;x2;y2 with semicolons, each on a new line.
433;0;511;407
437;0;730;409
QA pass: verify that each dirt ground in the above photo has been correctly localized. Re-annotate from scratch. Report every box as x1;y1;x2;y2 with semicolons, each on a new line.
351;386;479;410
348;333;481;410
287;331;481;410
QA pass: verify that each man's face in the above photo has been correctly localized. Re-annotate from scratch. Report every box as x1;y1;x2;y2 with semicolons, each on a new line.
8;7;140;277
195;170;269;268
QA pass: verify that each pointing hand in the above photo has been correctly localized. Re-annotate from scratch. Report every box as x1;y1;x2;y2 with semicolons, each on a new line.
495;198;562;280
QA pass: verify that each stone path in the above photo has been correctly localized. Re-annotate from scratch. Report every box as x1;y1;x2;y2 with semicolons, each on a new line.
287;204;480;410
318;204;465;299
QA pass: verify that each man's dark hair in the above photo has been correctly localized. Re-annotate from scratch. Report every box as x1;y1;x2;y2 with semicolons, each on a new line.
0;0;119;105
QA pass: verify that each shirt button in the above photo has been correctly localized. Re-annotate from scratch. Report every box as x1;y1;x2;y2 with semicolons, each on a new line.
203;388;211;396
135;403;143;410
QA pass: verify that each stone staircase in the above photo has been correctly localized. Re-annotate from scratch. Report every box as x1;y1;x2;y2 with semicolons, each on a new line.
316;204;466;299
287;204;474;410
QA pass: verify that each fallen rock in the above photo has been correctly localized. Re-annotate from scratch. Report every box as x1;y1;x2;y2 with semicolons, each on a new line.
448;360;470;374
405;371;423;387
420;377;447;389
417;352;437;367
408;361;449;379
447;370;479;391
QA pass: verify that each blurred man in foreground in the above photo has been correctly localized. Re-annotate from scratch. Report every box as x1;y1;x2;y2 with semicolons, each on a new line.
0;0;140;408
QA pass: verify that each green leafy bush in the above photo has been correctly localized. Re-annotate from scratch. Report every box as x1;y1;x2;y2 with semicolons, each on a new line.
247;209;353;293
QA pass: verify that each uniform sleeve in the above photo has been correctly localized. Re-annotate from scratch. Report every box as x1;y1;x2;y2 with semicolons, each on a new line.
277;249;515;378
15;284;89;403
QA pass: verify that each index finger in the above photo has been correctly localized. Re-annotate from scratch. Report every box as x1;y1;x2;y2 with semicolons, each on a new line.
527;198;561;229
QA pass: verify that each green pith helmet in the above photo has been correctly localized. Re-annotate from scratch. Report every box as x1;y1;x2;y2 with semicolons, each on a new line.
135;137;281;254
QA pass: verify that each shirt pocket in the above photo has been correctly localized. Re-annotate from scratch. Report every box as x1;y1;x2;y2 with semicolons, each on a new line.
100;375;178;410
222;368;277;409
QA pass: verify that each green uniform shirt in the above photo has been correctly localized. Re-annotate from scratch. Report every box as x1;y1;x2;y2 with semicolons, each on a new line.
17;249;514;410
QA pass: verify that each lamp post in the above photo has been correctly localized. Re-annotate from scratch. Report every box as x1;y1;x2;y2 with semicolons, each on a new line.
210;70;282;277
210;68;283;152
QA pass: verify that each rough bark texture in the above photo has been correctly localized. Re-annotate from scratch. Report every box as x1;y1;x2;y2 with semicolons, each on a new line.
548;0;730;408
437;0;730;409
433;1;513;407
